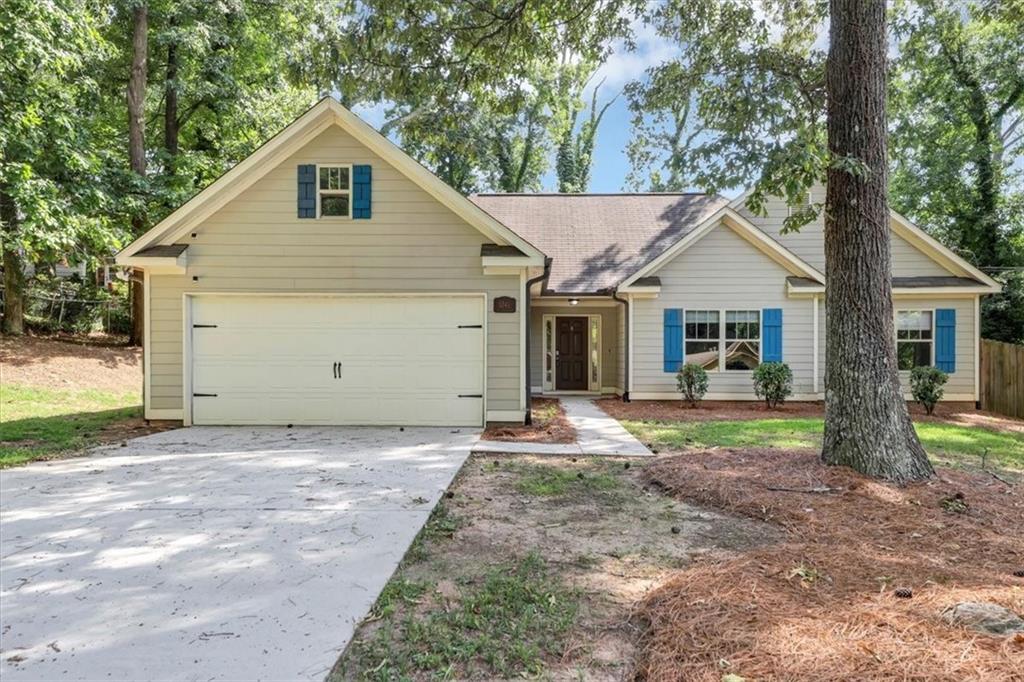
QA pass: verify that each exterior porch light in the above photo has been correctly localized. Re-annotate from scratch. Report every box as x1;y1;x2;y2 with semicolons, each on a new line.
568;298;580;306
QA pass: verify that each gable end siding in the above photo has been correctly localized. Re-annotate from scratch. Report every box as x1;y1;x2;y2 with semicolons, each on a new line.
147;124;521;415
734;191;955;278
632;221;815;397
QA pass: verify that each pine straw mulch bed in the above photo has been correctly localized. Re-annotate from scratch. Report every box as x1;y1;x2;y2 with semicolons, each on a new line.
596;398;1024;436
482;397;576;443
633;449;1024;681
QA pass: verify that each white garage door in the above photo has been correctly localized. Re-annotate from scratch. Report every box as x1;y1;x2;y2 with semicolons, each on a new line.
189;295;485;426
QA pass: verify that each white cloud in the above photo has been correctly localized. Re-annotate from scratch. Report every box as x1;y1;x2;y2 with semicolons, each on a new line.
589;17;678;94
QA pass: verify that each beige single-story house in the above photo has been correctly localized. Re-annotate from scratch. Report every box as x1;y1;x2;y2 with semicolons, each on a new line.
117;98;1002;426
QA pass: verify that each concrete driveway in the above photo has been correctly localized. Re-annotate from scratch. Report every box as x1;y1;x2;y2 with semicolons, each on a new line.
0;426;474;681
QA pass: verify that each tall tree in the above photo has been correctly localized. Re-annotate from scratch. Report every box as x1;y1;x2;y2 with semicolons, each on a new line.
556;78;617;193
331;1;630;194
623;0;939;481
1;0;114;335
624;0;828;223
625;66;704;191
126;0;148;346
820;0;933;481
891;0;1024;343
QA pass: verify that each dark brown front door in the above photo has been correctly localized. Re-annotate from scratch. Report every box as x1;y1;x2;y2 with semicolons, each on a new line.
556;316;588;390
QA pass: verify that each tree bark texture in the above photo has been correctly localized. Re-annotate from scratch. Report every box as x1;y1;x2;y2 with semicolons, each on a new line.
1;187;26;335
127;2;148;347
164;37;179;165
821;0;934;483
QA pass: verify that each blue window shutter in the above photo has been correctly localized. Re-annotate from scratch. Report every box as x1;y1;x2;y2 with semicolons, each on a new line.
935;308;956;372
297;165;316;218
664;308;683;373
353;164;372;219
763;308;783;362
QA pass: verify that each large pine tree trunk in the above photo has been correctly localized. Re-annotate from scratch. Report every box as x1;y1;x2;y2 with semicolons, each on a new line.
821;0;934;483
1;186;26;336
127;2;148;347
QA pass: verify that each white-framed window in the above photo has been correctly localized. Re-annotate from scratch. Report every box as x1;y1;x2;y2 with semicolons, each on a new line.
896;309;933;370
685;310;721;372
317;164;351;218
724;310;761;370
684;309;762;372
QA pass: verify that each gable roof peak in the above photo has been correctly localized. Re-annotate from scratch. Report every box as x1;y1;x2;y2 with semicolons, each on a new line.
117;96;544;264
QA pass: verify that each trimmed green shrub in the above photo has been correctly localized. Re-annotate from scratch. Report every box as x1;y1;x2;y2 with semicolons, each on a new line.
752;362;793;409
676;363;709;407
910;366;947;415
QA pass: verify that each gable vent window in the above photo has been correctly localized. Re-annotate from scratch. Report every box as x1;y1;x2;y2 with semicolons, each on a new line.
788;190;812;217
318;165;351;217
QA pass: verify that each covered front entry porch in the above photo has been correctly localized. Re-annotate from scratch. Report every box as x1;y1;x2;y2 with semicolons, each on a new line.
529;298;623;396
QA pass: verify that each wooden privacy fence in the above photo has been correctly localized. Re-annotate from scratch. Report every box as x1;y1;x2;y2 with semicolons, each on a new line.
980;338;1024;419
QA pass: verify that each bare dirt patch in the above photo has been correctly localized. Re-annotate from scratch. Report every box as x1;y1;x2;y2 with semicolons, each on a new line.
333;454;777;680
1;334;141;393
597;397;1024;436
635;449;1024;681
483;397;576;443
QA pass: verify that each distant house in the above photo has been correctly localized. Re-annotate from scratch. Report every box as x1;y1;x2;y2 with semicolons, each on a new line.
116;97;1002;426
24;259;87;280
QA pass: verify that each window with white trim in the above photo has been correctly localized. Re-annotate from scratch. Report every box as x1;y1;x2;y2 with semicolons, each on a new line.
685;310;721;371
684;309;762;372
724;310;761;370
318;165;351;217
896;310;933;370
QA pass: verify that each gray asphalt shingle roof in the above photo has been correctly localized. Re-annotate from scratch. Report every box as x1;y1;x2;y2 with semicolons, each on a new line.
470;193;727;293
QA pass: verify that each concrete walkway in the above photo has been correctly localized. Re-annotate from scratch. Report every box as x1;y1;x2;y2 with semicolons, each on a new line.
474;397;652;457
1;426;473;682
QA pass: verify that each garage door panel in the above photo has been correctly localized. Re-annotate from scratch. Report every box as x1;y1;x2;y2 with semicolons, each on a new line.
189;296;486;426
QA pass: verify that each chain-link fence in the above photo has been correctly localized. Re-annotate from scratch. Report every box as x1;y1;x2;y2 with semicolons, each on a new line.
0;279;131;335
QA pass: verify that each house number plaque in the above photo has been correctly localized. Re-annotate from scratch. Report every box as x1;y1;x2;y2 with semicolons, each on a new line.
493;296;517;313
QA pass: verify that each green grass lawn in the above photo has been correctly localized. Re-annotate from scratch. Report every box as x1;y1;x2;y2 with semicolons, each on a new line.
0;384;142;468
622;417;1024;471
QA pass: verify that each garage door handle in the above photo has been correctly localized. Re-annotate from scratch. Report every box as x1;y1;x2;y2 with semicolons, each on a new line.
333;361;343;379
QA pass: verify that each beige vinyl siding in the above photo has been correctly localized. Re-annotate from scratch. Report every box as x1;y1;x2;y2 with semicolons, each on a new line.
529;305;620;390
735;189;954;278
147;124;522;414
149;274;188;410
814;297;975;400
891;297;976;399
633;221;815;397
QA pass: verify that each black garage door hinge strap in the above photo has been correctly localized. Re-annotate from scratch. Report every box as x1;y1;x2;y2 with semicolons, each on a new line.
193;324;218;328
458;394;483;398
193;393;218;397
457;324;482;328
